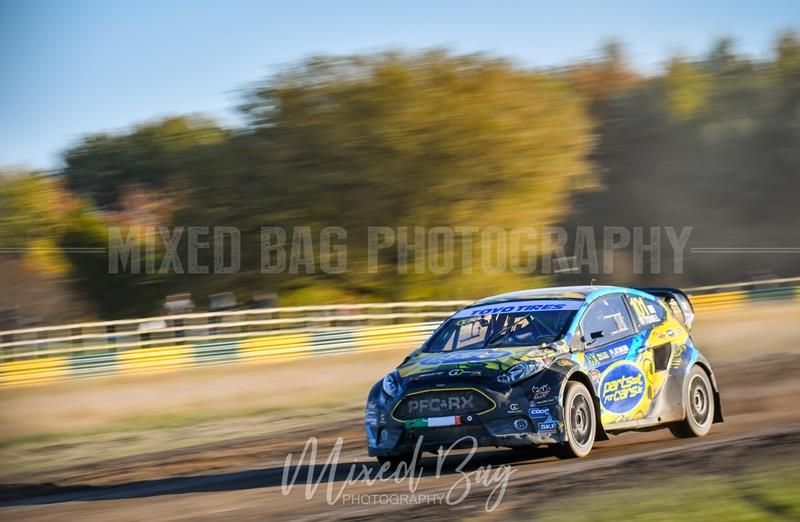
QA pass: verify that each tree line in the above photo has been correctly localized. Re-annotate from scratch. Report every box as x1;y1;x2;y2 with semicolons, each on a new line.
1;33;799;322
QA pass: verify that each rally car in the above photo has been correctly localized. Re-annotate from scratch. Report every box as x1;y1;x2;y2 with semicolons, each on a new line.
365;286;722;463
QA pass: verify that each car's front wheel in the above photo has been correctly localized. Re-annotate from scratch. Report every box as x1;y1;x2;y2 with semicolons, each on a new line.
669;365;714;438
556;381;596;458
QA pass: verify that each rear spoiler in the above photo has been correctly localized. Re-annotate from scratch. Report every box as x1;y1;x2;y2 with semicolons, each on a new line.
636;287;695;330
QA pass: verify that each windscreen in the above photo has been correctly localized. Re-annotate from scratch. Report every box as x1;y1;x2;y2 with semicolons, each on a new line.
425;300;581;352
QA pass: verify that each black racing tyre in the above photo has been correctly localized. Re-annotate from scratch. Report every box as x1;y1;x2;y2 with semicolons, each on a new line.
669;365;714;438
556;381;596;458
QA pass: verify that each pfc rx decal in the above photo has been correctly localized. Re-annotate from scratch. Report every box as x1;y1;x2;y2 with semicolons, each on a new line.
407;395;474;415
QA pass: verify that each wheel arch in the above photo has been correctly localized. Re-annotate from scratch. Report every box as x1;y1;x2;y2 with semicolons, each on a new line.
564;370;609;441
690;360;723;423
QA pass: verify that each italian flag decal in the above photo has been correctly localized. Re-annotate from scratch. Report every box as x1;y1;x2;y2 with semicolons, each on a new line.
405;415;462;429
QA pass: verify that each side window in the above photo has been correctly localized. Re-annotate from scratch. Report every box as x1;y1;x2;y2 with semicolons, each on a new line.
580;295;635;347
627;295;665;328
454;318;489;350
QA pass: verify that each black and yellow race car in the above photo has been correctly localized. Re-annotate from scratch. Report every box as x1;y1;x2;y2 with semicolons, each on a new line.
365;286;722;463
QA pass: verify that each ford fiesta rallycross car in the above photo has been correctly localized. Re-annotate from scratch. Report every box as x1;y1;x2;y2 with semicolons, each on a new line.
365;286;722;463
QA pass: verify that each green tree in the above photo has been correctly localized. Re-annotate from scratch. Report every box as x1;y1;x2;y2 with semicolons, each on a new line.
63;116;227;207
664;57;712;120
238;51;597;300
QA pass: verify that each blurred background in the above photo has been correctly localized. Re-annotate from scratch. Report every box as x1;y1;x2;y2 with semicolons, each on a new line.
1;2;799;520
1;1;799;326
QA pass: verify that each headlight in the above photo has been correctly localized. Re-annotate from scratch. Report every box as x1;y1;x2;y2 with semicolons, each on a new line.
382;371;401;397
497;361;545;384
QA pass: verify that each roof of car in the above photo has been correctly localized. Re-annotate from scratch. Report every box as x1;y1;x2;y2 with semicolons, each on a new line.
469;285;622;306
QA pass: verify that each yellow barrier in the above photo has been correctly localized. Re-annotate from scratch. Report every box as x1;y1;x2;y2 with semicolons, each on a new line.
239;332;312;363
689;291;748;313
0;357;70;387
352;324;431;352
117;345;194;375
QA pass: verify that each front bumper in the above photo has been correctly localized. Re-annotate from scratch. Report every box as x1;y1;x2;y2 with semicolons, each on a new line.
367;416;564;456
366;381;566;456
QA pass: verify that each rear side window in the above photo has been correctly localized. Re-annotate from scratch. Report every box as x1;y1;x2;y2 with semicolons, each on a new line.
580;295;634;346
627;295;665;328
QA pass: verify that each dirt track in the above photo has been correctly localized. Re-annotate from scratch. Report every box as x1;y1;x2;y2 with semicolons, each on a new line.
2;303;799;520
1;351;799;521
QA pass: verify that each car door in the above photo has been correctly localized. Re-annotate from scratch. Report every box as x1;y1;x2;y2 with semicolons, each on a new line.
577;294;653;425
623;293;679;420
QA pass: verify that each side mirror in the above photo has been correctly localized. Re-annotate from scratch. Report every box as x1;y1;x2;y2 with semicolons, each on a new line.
581;330;604;346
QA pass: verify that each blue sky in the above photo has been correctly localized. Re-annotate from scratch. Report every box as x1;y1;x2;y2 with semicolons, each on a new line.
1;0;797;170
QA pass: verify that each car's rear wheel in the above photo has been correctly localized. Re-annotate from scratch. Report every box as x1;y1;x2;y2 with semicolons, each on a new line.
556;381;596;458
670;365;714;438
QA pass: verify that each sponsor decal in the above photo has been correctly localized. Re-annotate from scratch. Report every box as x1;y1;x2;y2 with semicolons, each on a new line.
587;344;630;366
406;395;476;415
531;396;557;407
506;403;522;414
600;362;646;414
537;420;558;433
609;345;629;357
419;350;512;366
556;359;573;367
452;300;583;318
448;368;464;376
589;369;601;384
407;370;446;381
366;401;378;425
528;407;550;419
513;419;529;431
532;384;552;400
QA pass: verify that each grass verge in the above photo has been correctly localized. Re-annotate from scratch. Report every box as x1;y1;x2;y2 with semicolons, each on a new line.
519;462;800;522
